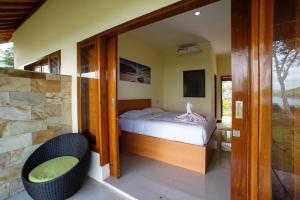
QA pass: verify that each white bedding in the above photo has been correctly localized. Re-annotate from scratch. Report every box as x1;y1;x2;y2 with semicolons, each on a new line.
118;111;216;146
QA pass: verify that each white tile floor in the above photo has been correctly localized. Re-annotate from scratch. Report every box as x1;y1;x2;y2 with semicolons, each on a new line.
7;178;128;200
105;151;231;200
8;137;230;200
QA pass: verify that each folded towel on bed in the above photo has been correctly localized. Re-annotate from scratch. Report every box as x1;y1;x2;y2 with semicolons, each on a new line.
187;102;193;114
175;112;207;123
175;102;207;123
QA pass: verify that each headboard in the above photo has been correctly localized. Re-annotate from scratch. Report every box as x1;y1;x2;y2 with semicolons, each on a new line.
118;99;151;115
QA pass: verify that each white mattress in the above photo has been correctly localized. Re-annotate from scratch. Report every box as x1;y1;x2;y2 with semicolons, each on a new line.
118;112;216;146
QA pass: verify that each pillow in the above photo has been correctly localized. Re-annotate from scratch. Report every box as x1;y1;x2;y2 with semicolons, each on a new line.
119;110;147;119
142;107;164;114
28;156;79;183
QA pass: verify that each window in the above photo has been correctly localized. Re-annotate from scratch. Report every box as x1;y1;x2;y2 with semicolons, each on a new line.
24;50;61;74
0;42;14;68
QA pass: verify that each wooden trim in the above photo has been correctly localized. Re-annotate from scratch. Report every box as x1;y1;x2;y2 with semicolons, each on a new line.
118;99;151;115
221;75;232;81
14;0;47;31
107;36;120;177
231;0;251;199
77;36;100;152
77;35;110;165
249;1;274;199
0;0;47;43
249;0;259;199
98;36;109;166
257;0;273;199
122;130;216;174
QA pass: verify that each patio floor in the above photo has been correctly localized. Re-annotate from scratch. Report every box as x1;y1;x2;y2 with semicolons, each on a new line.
7;178;129;200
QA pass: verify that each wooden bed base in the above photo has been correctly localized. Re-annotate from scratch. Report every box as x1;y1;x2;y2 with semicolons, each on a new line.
121;129;217;174
118;99;217;174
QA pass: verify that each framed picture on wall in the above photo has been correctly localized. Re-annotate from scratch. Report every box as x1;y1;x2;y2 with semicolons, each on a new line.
119;58;151;84
183;69;205;97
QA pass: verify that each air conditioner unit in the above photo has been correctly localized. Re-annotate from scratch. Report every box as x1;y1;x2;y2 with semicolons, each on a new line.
177;44;201;55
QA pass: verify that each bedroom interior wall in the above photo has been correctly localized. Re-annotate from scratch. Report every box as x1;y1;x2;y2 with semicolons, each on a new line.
216;53;231;120
118;33;164;107
162;42;216;116
117;33;216;116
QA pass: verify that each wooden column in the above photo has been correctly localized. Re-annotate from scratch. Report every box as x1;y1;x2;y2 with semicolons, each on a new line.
231;0;251;199
98;36;109;166
257;0;273;199
107;36;120;177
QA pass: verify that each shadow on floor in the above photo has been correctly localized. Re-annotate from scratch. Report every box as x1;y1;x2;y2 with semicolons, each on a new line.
105;151;231;200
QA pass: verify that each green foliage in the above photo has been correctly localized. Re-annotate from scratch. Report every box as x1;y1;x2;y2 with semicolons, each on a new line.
223;99;230;110
0;47;14;68
222;99;232;116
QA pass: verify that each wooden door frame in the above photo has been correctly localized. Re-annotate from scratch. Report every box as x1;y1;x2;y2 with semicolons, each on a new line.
76;1;268;199
106;36;120;177
214;74;217;118
94;0;220;178
77;36;110;165
248;0;273;199
77;36;101;153
231;1;273;199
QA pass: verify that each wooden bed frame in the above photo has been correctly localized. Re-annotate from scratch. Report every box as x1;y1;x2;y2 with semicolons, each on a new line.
118;99;217;174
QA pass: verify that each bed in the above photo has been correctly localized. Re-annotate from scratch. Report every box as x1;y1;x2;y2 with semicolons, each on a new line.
118;99;217;174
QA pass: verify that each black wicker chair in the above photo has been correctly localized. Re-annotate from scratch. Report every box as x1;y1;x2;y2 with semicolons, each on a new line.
21;133;90;200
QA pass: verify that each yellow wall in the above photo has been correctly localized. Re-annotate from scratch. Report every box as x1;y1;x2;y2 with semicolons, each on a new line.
216;53;231;120
118;33;164;107
117;34;216;115
12;0;179;73
163;43;216;115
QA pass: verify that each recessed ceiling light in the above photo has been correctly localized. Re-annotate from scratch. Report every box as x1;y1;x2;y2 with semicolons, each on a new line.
194;11;200;16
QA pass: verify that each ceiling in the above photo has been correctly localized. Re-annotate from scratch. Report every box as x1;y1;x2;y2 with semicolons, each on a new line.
128;0;231;54
0;0;46;44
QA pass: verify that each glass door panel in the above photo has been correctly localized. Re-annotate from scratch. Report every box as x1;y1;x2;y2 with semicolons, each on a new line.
79;41;99;149
272;0;300;199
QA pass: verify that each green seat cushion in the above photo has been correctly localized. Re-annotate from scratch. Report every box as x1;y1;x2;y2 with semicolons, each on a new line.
29;156;79;183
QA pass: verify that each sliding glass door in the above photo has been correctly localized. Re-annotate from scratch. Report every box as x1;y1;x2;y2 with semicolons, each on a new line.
78;37;100;152
272;0;300;199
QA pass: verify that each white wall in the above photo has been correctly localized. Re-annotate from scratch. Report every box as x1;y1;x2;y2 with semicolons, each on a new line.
118;33;164;107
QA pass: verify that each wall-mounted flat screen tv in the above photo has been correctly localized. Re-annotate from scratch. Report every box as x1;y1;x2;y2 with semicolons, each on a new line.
183;69;205;97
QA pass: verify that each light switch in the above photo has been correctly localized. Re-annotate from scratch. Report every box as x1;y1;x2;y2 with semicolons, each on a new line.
235;101;243;119
233;130;241;137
